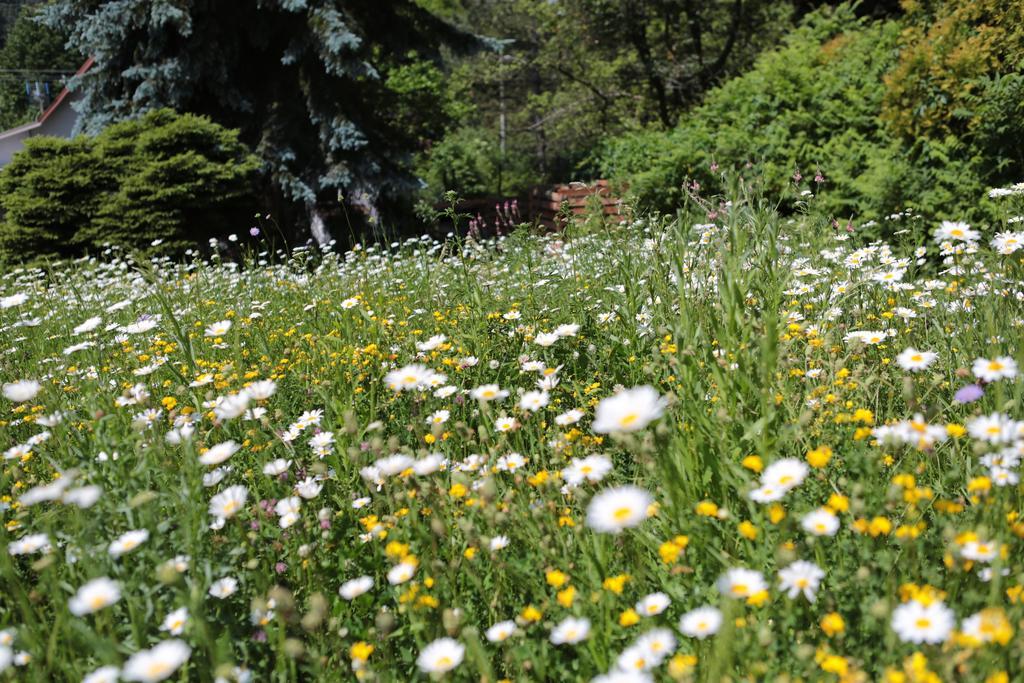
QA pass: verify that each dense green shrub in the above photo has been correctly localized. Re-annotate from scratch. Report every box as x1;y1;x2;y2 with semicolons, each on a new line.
0;109;259;261
600;6;904;218
600;2;1024;225
417;127;502;198
0;137;107;258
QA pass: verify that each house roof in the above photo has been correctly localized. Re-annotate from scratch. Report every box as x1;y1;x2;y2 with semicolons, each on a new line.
0;57;94;142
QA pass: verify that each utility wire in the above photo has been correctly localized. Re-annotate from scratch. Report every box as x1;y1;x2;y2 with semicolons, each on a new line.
0;69;78;74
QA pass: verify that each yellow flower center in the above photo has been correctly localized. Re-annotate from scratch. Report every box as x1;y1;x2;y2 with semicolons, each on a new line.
147;663;171;677
613;507;634;522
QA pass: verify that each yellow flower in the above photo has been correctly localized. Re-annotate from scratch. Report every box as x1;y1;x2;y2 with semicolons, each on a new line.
826;493;849;513
966;608;1012;646
527;470;549;486
602;574;630;594
618;608;640;627
899;584;945;605
741;455;763;472
463;547;477;560
768;504;786;524
349;641;374;662
668;654;697;678
160;396;178;411
820;655;848;676
449;483;467;498
967;477;991;494
556;586;576;608
695;500;719;517
932;499;963;514
946;423;966;438
545;570;568;588
868;517;892;537
659;539;684;565
806;445;832;468
895;523;925;540
820;612;845;637
384;541;410;559
891;473;915;489
738;521;758;540
954;531;979;545
417;595;439;608
853;408;874;424
746;590;769;607
521;605;541;622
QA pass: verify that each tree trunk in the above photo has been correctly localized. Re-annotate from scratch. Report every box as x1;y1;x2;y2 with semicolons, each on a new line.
306;200;333;246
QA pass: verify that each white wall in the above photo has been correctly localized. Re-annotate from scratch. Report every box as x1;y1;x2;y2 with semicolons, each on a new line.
0;129;33;167
0;90;83;167
38;94;80;138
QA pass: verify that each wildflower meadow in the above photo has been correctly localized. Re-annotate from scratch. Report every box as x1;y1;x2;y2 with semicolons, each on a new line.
3;185;1024;682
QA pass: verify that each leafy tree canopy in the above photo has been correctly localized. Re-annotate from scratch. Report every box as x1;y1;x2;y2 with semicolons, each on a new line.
414;0;836;199
0;3;81;130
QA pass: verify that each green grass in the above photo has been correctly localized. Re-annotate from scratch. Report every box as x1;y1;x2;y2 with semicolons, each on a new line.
1;184;1024;681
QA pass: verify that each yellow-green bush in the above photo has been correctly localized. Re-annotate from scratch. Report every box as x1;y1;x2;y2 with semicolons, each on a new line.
882;0;1024;139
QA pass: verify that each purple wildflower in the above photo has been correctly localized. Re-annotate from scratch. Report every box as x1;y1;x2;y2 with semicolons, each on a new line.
954;384;984;404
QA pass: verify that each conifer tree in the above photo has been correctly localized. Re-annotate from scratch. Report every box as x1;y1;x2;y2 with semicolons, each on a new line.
42;0;481;242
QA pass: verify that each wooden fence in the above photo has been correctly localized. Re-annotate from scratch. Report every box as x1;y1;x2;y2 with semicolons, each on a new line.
441;180;626;236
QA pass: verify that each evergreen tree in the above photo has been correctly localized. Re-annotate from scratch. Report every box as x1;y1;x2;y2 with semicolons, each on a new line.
41;0;482;243
0;136;100;258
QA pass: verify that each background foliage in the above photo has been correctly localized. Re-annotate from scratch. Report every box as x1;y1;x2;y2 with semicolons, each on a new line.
598;0;1024;224
0;3;80;131
415;0;808;199
0;0;1021;253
